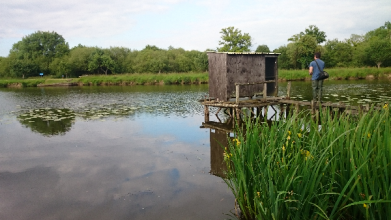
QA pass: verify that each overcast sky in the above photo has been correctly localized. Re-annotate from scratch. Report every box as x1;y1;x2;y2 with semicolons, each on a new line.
0;0;390;57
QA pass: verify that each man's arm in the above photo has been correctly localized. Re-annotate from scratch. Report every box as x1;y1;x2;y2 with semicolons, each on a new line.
309;66;313;75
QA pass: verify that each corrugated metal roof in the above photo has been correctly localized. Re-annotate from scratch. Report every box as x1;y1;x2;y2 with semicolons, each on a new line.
206;51;281;55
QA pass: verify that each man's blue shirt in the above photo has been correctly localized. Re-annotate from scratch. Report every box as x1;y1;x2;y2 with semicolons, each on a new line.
309;59;325;80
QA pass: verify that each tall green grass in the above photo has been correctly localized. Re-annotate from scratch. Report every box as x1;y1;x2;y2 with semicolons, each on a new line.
0;78;45;87
279;67;391;81
224;104;391;219
76;73;208;85
0;73;208;87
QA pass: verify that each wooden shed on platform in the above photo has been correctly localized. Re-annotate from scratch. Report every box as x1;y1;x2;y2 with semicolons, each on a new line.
207;52;280;101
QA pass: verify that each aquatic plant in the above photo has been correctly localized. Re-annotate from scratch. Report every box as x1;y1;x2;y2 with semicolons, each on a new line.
224;104;391;219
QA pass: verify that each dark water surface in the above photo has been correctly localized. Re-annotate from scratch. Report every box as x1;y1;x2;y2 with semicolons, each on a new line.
0;80;390;220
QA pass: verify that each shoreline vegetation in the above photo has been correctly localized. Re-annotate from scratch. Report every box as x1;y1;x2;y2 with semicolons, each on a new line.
225;106;391;220
0;67;390;88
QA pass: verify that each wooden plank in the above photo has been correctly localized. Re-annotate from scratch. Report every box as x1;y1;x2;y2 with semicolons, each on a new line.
235;80;275;85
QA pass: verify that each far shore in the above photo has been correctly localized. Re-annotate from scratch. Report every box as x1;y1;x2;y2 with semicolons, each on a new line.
1;67;391;88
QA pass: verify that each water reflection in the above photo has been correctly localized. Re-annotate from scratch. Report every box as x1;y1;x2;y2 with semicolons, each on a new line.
17;108;76;136
202;118;235;178
0;81;390;219
278;80;391;105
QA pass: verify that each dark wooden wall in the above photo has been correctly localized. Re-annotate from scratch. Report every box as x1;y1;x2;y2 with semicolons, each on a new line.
208;53;227;100
226;55;264;99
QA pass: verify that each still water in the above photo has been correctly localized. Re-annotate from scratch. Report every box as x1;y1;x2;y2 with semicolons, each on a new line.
0;80;390;220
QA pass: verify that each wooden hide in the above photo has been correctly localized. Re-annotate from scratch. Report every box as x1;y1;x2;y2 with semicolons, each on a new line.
208;52;279;101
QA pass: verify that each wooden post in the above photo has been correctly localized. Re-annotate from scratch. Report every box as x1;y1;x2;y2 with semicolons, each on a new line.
236;108;241;120
295;103;299;114
204;105;209;122
287;81;291;99
311;100;315;115
263;82;267;101
286;104;291;119
279;104;284;118
236;84;240;104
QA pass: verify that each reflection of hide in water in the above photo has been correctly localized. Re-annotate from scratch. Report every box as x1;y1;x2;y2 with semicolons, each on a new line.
210;128;229;178
204;116;274;178
204;120;234;178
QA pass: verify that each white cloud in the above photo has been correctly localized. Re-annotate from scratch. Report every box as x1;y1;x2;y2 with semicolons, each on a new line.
0;0;390;55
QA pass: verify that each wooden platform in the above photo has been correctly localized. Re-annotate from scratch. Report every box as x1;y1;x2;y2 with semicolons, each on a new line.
201;97;371;112
200;81;381;122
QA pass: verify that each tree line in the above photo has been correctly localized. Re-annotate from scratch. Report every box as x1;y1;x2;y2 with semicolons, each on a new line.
274;22;391;69
0;33;208;78
0;21;390;78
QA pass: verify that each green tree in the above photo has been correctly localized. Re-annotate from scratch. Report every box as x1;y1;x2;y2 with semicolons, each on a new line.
365;21;391;40
88;48;115;75
302;25;327;44
217;27;252;52
287;35;318;69
361;21;391;67
0;57;8;77
289;25;327;44
49;58;70;78
322;39;353;68
7;52;39;78
193;51;208;72
143;45;162;51
10;31;69;76
346;34;364;47
287;25;325;69
255;44;270;52
273;45;293;69
108;47;132;73
67;47;95;77
365;37;391;68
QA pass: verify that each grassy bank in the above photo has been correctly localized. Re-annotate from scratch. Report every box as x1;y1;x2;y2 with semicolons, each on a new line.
75;72;209;86
0;72;209;87
224;105;391;219
279;67;391;81
0;67;391;88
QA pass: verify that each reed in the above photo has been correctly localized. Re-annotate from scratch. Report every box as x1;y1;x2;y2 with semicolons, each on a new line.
224;104;391;219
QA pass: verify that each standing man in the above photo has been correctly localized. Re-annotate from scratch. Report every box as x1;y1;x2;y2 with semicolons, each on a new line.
309;52;325;101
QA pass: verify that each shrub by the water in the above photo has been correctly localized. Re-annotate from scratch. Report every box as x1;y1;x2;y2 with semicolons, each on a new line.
224;104;391;219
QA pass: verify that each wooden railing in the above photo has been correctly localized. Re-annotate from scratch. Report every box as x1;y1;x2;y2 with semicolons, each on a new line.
234;80;277;104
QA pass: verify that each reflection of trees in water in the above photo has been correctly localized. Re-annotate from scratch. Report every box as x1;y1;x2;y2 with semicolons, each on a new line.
16;105;140;136
18;109;76;136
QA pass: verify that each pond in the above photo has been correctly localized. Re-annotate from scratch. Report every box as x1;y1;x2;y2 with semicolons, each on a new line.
0;79;390;220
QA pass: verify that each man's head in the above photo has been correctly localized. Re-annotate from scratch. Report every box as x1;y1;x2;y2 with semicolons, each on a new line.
314;52;321;59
